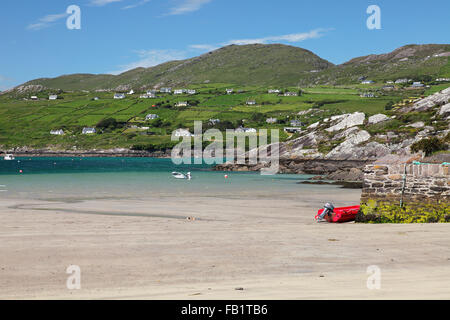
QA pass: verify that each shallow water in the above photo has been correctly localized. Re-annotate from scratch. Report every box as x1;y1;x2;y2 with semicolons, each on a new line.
0;157;342;201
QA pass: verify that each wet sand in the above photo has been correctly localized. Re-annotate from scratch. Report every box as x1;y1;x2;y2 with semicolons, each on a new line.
1;188;450;299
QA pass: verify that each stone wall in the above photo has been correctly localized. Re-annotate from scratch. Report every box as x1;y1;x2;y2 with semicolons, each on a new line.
358;161;450;222
361;163;450;204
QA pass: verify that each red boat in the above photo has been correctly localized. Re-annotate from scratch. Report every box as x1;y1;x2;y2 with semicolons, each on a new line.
315;205;360;223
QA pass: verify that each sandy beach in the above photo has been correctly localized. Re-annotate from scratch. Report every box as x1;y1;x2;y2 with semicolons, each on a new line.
1;186;449;300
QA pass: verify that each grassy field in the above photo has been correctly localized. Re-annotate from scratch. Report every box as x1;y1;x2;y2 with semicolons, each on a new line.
0;82;444;150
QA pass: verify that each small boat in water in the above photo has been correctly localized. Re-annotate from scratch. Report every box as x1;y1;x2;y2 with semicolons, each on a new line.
172;172;191;180
3;154;15;161
315;205;360;223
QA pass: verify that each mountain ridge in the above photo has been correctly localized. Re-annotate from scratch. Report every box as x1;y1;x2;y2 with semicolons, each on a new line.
13;43;450;92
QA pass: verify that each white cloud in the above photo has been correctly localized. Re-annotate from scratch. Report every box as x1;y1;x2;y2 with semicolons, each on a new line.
188;29;332;54
168;0;212;15
122;0;151;10
27;12;68;30
223;29;331;46
89;0;124;6
109;49;187;74
188;44;219;52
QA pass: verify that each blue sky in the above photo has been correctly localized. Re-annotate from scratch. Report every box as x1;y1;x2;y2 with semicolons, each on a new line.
1;0;449;90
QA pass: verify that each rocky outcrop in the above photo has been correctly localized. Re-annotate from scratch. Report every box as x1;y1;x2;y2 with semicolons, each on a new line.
326;130;371;159
11;84;46;94
368;114;390;124
439;103;450;117
400;87;450;112
215;88;450;181
325;112;365;132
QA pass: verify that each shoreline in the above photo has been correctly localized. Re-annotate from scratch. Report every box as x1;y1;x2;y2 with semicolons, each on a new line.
1;149;172;158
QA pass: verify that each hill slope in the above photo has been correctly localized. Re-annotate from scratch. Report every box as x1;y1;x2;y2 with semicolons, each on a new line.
23;44;333;91
312;44;450;85
13;43;450;91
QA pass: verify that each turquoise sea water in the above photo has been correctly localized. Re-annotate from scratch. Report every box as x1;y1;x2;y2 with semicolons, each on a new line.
0;157;333;200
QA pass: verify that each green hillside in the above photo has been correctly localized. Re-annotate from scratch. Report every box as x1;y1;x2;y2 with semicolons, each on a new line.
1;43;449;152
22;44;333;91
312;44;450;85
16;43;450;91
1;81;442;150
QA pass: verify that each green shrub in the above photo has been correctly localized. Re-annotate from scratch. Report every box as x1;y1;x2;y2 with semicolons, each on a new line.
357;201;450;223
410;137;447;156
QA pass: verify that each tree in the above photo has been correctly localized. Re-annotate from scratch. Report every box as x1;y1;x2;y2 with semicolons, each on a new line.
250;112;264;123
410;137;447;156
152;118;163;127
96;118;120;130
385;101;395;111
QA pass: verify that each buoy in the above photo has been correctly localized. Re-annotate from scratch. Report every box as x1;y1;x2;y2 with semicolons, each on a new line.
224;175;228;179
19;170;23;173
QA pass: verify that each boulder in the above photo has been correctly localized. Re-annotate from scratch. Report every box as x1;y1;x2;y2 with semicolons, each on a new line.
326;112;365;132
326;130;371;158
439;103;450;117
308;121;320;129
368;114;390;124
407;121;425;128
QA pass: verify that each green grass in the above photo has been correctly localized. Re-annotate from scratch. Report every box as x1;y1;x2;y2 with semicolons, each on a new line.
0;83;447;150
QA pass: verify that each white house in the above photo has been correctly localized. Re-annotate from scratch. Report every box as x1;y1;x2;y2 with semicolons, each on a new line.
246;100;256;105
187;89;196;95
145;114;159;120
268;89;280;94
266;117;278;124
49;95;58;100
82;127;96;134
175;101;188;107
140;93;156;99
226;88;234;94
411;82;425;88
174;89;186;95
360;92;376;98
30;96;38;100
174;129;192;137
128;89;135;95
290;120;304;127
50;129;64;135
361;80;374;84
209;119;220;125
436;78;450;82
235;127;256;133
160;87;172;93
284;92;298;97
114;93;126;99
93;97;100;101
395;78;409;84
